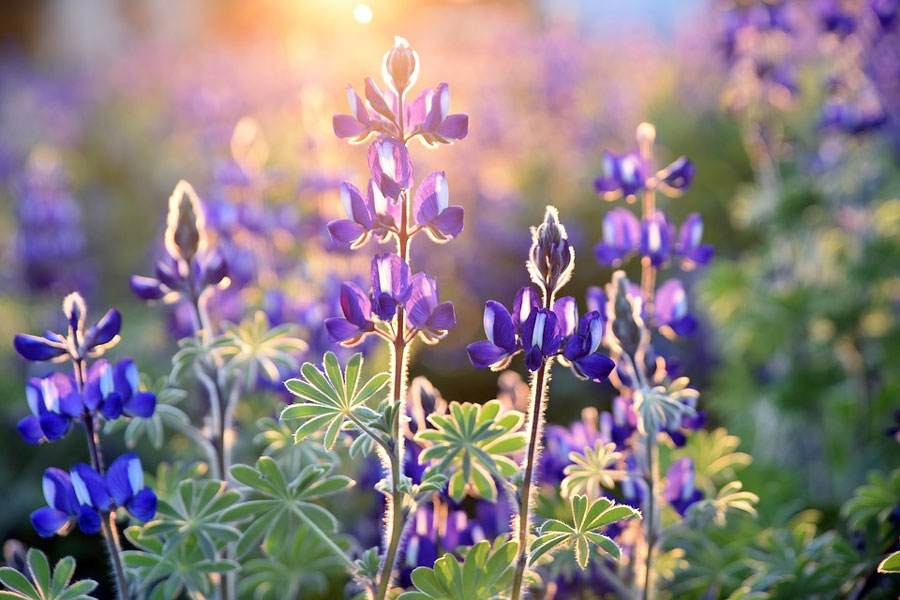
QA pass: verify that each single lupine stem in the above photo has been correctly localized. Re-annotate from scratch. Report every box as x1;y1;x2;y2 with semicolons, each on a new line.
641;433;658;600
72;358;130;600
375;102;414;600
637;123;657;316
510;357;551;600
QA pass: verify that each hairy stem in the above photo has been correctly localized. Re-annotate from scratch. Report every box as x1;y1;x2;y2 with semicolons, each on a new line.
641;434;658;600
511;359;551;600
73;359;129;600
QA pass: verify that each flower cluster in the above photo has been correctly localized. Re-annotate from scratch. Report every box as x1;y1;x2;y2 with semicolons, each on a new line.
31;452;156;538
129;180;229;305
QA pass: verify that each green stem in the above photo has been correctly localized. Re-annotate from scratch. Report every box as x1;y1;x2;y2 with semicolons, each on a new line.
510;359;550;600
641;435;658;600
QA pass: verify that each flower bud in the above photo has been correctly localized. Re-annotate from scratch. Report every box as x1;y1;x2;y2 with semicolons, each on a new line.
164;180;207;264
382;36;420;96
527;206;575;297
62;292;87;334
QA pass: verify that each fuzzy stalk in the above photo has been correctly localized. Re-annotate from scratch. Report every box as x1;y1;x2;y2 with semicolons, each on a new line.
510;358;552;600
72;358;130;600
641;433;659;600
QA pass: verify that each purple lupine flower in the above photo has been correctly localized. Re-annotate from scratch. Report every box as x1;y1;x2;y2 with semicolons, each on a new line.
654;278;697;336
30;468;101;538
327;182;377;248
382;36;420;96
663;457;703;516
562;312;615;381
332;86;376;143
408;83;470;147
105;453;157;522
370;253;412;320
620;454;647;509
521;308;562;371
466;301;519;370
82;359;157;421
130;181;229;304
70;463;113;514
405;273;456;343
14;292;121;362
675;213;714;268
595;208;641;267
368;138;413;199
640;212;674;268
552;296;579;338
594;151;645;199
413;171;464;242
325;282;376;345
512;286;541;334
17;374;82;445
817;0;857;37
657;156;696;194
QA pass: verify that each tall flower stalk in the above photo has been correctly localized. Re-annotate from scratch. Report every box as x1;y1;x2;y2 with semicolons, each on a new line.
467;207;617;599
324;35;467;599
14;292;159;600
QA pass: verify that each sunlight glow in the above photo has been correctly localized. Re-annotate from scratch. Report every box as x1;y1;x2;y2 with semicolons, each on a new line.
353;3;373;24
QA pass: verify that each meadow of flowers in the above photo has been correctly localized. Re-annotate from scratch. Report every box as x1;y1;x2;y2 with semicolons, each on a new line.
0;1;898;599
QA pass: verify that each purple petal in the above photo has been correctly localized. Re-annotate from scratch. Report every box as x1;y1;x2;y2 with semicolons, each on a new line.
327;219;366;247
201;249;229;286
466;341;511;369
525;346;544;371
574;354;616;382
43;467;78;513
18;415;44;445
426;302;456;331
586;286;606;314
423;83;450;131
325;318;365;343
30;508;71;538
87;309;121;347
127;488;157;522
434;114;469;140
406;88;432;130
405;273;439;329
124;392;156;418
340;181;375;228
38;411;70;441
101;393;123;420
512;286;540;333
371;253;411;303
13;333;66;361
367;138;413;198
106;453;136;506
70;464;111;510
130;276;166;300
76;506;102;535
552;296;578;338
655;279;688;328
483;301;517;352
431;206;464;240
339;282;373;329
365;77;394;120
413;171;447;226
333;114;368;139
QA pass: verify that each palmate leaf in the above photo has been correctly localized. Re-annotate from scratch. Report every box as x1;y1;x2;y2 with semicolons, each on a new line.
0;549;97;600
216;311;307;386
530;495;640;570
224;457;353;559
685;481;759;527
674;428;752;496
414;400;527;502
396;539;519;600
123;526;239;600
560;441;625;499
841;468;900;531
237;526;350;600
634;378;698;436
282;352;390;451
139;479;242;561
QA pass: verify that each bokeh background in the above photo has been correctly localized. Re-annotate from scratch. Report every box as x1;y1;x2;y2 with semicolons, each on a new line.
0;0;898;596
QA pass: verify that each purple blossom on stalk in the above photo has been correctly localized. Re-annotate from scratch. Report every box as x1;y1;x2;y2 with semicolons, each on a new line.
512;286;541;334
129;180;229;305
594;151;694;201
405;273;456;343
327;179;401;249
675;213;714;268
466;301;519;370
406;83;470;147
325;282;377;346
654;278;698;337
14;292;120;363
595;207;641;267
17;374;82;445
82;359;157;421
30;468;101;537
413;171;464;242
371;253;412;320
368;138;414;199
640;212;675;268
521;308;562;371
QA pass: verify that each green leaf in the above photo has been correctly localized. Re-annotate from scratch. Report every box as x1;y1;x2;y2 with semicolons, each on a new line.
282;353;390;451
397;539;519;600
561;441;624;499
0;550;97;600
878;548;900;573
415;400;526;502
216;311;307;386
529;495;639;570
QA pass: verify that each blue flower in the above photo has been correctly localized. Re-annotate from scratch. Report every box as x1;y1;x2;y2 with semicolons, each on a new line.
83;359;157;421
595;208;641;267
466;300;519;370
675;213;714;268
370;253;412;321
521;308;562;371
17;374;82;445
405;273;456;343
105;453;157;522
640;213;674;268
412;171;464;243
325;282;376;345
30;468;101;538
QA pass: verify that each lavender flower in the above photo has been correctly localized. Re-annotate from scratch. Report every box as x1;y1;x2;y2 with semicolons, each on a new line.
412;171;464;242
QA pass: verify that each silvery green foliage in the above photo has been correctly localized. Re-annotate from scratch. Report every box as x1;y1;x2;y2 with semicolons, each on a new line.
396;540;520;600
0;549;97;600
